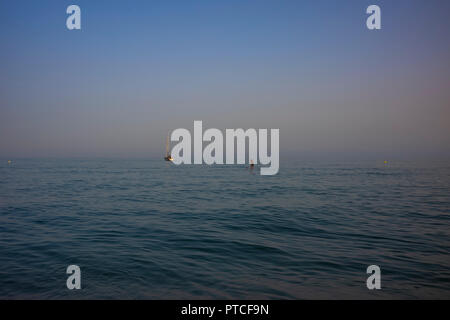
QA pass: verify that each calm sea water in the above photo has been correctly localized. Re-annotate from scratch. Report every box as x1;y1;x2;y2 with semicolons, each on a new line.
0;159;449;299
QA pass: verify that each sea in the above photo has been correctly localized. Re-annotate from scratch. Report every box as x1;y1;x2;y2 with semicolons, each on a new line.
0;159;449;299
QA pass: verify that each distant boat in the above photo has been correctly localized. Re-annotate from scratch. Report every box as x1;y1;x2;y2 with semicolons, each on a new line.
164;133;173;161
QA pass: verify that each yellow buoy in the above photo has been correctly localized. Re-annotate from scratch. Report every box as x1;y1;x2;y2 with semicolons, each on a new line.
384;160;388;164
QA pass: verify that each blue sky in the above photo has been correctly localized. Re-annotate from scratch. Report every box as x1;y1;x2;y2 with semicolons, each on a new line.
1;0;449;159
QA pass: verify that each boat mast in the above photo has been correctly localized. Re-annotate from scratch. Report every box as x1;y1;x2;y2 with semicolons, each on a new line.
166;133;170;156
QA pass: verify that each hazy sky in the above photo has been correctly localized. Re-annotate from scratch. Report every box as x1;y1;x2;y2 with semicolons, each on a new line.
1;0;449;159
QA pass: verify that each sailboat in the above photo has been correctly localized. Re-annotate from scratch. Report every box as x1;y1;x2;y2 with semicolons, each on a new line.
164;133;173;161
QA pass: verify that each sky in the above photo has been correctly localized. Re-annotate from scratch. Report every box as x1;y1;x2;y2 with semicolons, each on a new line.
1;0;449;159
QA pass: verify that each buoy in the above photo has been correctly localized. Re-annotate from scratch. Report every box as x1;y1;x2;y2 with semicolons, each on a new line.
384;160;388;164
7;160;12;164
